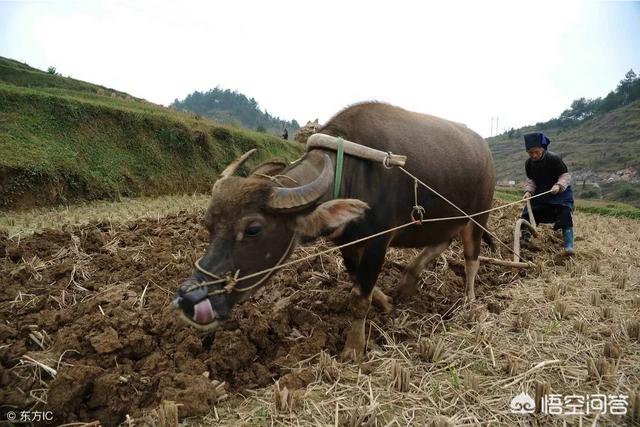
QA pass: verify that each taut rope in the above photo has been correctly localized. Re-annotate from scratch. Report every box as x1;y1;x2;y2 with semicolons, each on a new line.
188;136;550;295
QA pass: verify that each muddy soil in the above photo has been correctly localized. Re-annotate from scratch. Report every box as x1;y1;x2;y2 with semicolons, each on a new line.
0;206;550;424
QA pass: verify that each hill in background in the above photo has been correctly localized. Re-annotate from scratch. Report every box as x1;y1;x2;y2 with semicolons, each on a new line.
171;87;300;137
0;56;302;210
2;54;639;209
488;69;640;207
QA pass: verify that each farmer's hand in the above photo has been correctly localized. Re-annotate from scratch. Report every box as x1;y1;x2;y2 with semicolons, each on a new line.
550;184;561;195
523;191;532;200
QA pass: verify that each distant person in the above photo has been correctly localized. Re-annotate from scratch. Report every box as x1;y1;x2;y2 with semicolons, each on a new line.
520;132;575;254
281;128;288;140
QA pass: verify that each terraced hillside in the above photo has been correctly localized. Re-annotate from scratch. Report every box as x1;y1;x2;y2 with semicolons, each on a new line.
488;100;640;207
0;57;302;210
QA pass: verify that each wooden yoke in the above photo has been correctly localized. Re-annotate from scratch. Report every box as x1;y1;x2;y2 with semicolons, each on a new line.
307;133;407;167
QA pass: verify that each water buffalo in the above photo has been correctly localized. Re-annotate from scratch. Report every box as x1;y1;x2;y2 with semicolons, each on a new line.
174;102;495;360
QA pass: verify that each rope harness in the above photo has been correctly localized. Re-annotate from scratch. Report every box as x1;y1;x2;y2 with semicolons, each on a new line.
186;232;298;296
187;137;550;297
411;176;426;223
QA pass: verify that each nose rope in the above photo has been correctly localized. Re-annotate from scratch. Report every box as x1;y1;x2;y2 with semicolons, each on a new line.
222;270;240;293
209;233;297;296
188;233;298;296
185;259;226;293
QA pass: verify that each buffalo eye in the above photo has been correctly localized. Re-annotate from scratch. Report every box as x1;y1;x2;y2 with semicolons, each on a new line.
245;221;263;237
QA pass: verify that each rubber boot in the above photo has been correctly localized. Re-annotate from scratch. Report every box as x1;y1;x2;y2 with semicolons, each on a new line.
563;227;574;254
521;229;533;243
519;229;534;250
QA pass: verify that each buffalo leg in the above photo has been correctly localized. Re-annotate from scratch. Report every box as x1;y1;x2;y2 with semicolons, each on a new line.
340;236;389;361
341;287;373;362
461;220;484;302
397;241;450;299
340;246;363;276
341;246;392;313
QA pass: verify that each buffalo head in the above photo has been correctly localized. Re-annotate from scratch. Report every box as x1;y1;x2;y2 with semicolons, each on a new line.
173;149;368;330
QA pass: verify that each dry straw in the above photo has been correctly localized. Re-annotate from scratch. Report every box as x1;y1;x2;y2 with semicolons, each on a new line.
4;197;640;425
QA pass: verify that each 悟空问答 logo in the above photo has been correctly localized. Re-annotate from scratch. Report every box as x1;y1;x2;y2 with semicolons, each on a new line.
510;392;536;414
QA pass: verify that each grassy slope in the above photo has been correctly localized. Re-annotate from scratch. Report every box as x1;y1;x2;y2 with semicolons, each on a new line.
488;100;640;206
0;57;303;209
0;57;133;98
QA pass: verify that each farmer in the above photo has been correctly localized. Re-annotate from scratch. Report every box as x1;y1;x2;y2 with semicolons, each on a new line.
281;128;288;140
521;132;575;254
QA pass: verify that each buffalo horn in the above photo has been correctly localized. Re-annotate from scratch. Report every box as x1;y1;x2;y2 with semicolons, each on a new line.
212;149;258;192
219;148;258;180
267;154;334;210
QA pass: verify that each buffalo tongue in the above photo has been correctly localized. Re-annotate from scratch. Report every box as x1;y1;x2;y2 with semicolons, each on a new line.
193;299;216;324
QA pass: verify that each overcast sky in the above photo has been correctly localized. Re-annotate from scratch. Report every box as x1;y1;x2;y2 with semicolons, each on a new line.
1;0;639;137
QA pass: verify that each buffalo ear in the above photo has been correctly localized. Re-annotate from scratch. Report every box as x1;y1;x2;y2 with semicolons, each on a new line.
294;199;369;238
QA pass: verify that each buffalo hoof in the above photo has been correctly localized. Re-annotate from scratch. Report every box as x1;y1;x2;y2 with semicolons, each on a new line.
339;345;364;363
397;286;418;301
464;293;476;305
372;288;393;314
397;275;419;301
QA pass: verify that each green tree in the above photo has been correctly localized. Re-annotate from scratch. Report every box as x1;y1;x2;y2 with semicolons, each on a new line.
599;91;620;113
618;69;638;105
171;87;301;133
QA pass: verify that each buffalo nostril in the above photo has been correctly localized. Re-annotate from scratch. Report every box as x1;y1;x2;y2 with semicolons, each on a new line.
174;294;197;318
182;286;208;305
178;277;202;296
178;281;193;296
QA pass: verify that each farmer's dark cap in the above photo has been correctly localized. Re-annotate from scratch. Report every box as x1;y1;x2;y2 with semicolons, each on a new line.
524;132;550;151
